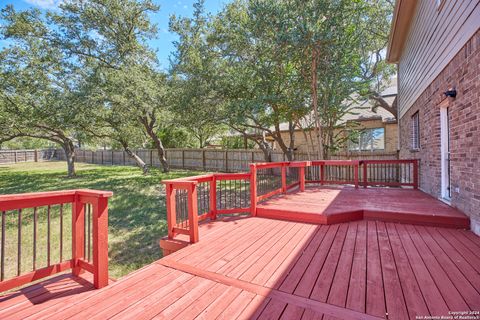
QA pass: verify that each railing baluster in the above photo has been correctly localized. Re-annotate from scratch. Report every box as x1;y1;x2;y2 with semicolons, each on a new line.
33;207;37;270
60;204;63;263
1;211;5;281
84;204;87;260
88;204;91;262
18;209;22;276
47;205;51;266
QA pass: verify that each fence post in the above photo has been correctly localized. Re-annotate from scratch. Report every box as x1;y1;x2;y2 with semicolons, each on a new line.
150;150;153;167
299;166;305;192
188;183;199;243
92;196;109;289
210;176;217;220
111;150;114;165
182;150;185;169
363;161;368;188
123;151;126;165
225;151;229;172
14;151;17;163
413;160;419;189
281;164;287;193
91;151;94;164
101;150;104;165
34;149;38;162
202;149;206;171
250;164;257;216
166;184;176;239
72;195;85;276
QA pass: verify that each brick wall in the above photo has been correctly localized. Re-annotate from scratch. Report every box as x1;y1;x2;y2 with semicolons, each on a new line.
399;30;480;234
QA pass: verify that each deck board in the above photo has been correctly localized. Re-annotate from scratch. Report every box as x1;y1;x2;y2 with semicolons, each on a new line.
257;186;470;228
1;215;479;319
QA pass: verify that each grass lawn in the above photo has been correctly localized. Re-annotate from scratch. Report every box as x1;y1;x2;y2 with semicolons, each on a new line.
0;161;201;279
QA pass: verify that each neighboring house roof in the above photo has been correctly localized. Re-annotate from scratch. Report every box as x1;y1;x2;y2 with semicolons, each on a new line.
276;77;398;132
386;0;418;63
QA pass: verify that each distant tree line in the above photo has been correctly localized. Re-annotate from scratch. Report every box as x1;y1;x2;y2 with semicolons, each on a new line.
0;0;394;177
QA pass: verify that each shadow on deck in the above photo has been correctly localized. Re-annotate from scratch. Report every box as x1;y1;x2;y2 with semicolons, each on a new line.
1;188;478;319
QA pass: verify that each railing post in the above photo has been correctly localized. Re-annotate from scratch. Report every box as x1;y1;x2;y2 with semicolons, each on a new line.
210;176;217;220
320;163;325;185
92;196;109;289
166;184;176;239
363;161;368;188
188;183;199;243
299;166;305;192
281;164;287;193
250;164;257;216
413;160;419;189
354;163;359;189
72;195;85;276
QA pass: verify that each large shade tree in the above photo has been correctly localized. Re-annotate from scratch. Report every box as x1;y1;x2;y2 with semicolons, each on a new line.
0;7;92;177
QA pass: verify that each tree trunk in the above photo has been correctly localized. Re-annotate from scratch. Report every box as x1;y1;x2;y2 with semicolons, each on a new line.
121;142;149;174
140;117;169;173
311;48;324;160
62;139;76;178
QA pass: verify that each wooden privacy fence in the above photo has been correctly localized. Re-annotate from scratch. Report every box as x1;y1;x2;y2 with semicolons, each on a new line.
0;189;112;293
0;149;56;165
56;148;398;172
162;159;418;244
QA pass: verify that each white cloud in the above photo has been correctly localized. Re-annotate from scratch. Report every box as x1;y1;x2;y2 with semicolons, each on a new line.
183;5;188;9
24;0;63;9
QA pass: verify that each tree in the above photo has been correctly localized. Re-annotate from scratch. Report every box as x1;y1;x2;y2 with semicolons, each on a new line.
50;0;171;172
210;0;310;161
169;1;227;149
0;7;91;177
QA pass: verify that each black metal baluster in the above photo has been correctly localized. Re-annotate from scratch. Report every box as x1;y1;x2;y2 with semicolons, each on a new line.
33;207;37;270
84;204;87;259
60;204;63;263
88;204;91;262
1;211;5;281
18;209;22;276
47;205;51;266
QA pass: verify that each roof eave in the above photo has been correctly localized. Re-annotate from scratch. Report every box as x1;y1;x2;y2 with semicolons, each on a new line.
386;0;418;63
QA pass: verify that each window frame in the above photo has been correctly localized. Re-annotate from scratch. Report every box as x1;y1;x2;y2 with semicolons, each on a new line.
411;111;420;150
348;127;386;152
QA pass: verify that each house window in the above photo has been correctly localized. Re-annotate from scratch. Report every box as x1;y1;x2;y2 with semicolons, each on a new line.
411;112;420;150
349;128;385;151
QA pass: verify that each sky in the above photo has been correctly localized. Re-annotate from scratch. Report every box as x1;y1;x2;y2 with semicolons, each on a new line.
0;0;228;69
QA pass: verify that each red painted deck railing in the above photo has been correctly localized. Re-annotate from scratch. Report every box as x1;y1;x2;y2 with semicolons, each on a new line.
163;159;418;243
0;189;112;293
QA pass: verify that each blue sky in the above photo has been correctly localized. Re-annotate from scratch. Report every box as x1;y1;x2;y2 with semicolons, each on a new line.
0;0;227;69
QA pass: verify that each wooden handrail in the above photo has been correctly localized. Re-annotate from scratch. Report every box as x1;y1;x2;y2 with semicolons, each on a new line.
0;189;112;293
162;159;419;244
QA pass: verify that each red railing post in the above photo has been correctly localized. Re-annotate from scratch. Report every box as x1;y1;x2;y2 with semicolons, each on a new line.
165;184;176;239
413;159;419;189
354;163;359;189
299;166;305;192
281;164;287;193
320;163;325;185
72;195;85;276
188;183;199;243
363;161;368;188
250;164;257;216
92;196;109;289
210;176;217;220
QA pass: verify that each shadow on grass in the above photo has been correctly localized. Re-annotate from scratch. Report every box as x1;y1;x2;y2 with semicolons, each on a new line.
0;162;201;278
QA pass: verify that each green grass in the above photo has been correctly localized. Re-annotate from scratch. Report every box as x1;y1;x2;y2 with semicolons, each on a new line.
0;161;201;279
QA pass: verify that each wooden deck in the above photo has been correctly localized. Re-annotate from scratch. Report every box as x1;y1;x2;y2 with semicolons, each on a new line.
1;216;479;319
257;186;470;228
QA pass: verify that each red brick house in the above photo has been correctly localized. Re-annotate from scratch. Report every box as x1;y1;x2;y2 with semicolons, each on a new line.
387;0;480;234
